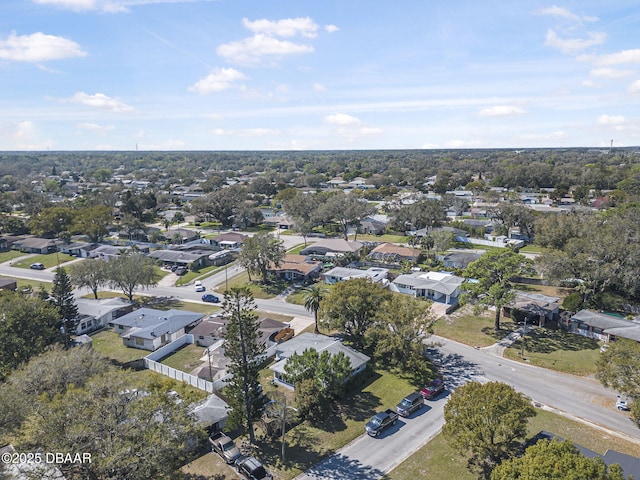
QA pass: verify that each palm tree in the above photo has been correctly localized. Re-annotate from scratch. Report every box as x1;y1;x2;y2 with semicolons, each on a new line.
303;284;327;334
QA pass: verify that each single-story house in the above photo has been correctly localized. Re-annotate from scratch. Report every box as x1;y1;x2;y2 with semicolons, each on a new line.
111;307;204;351
210;232;248;250
0;278;17;291
502;292;560;326
162;228;200;244
263;215;294;230
208;249;233;266
359;215;389;235
269;333;370;389
189;315;288;349
89;244;135;261
299;239;363;257
391;271;463;305
189;393;230;434
268;254;322;283
12;236;64;254
60;241;95;258
369;242;421;263
323;266;388;284
75;297;134;335
148;248;213;269
441;251;483;269
565;310;640;343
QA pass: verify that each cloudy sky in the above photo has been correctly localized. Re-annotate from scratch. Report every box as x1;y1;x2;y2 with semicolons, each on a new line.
1;0;640;150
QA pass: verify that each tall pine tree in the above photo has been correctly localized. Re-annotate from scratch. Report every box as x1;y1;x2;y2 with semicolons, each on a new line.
222;286;264;444
51;266;78;348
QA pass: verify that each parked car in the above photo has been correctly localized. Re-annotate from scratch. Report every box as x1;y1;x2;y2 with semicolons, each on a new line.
421;378;445;400
616;395;630;411
396;391;424;417
30;262;45;270
202;293;220;303
174;266;188;275
235;456;272;480
365;409;399;437
194;281;205;292
209;432;241;464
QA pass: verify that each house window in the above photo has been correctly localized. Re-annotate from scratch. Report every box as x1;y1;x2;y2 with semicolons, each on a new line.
135;338;144;346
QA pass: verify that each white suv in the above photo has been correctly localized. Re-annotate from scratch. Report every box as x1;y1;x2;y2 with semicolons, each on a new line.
194;281;205;292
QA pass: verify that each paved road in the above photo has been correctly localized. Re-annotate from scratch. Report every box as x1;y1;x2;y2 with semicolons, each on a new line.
297;335;640;479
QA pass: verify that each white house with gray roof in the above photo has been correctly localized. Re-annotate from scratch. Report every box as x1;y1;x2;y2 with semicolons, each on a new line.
75;297;134;334
391;271;463;305
111;307;204;351
322;266;388;284
567;310;640;343
269;333;370;389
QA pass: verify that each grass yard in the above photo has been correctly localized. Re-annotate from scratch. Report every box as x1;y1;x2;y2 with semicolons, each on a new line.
91;329;148;364
0;250;27;263
15;277;52;291
514;282;574;300
216;270;282;299
159;343;206;373
286;243;306;255
180;452;237;480
349;233;409;243
11;252;76;269
504;324;601;376
432;308;519;348
248;366;420;480
387;407;640;480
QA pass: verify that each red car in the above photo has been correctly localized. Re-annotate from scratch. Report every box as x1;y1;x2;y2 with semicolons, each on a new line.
421;379;445;400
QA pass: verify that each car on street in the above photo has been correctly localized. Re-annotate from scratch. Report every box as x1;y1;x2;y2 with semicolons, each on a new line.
365;409;399;437
194;281;205;292
30;262;45;270
395;391;424;417
202;293;220;303
235;456;272;480
616;395;630;411
421;378;445;400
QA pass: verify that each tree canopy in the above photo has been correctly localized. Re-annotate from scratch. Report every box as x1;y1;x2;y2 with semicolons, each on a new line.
491;439;626;480
463;250;534;330
443;381;536;479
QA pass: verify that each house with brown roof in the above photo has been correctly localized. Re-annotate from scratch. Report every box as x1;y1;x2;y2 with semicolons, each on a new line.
210;232;248;250
268;254;322;283
369;242;421;263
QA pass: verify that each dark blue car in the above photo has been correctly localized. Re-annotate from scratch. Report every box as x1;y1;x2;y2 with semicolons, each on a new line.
202;294;220;303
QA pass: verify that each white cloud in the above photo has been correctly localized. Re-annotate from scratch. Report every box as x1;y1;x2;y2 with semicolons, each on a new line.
581;79;598;88
313;83;326;92
324;24;339;33
242;17;318;38
188;68;247;94
589;67;632;79
275;83;289;93
217;34;313;65
0;32;86;62
64;92;134;112
359;126;383;135
629;80;640;95
595;49;640;66
545;29;606;54
597;114;625;125
478;105;526;117
324;113;361;125
538;5;598;23
76;122;115;133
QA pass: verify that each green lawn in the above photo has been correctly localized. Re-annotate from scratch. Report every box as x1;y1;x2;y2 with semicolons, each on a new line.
387;407;640;480
251;366;420;479
159;343;206;373
91;329;148;364
349;233;410;243
216;271;283;299
11;252;76;269
0;250;27;264
432;309;519;348
287;243;306;254
504;324;601;376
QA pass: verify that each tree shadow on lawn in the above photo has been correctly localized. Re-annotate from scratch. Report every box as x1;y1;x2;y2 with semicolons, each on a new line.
480;320;518;341
513;326;599;355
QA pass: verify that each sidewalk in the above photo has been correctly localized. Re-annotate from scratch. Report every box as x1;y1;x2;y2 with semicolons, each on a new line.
480;325;531;357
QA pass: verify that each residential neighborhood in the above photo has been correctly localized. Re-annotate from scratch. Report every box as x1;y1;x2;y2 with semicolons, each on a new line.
1;147;640;480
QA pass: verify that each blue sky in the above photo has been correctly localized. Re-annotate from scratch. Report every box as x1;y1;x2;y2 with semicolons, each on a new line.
1;0;640;151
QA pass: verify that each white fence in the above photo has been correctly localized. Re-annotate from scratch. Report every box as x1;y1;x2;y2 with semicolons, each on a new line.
143;333;230;392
